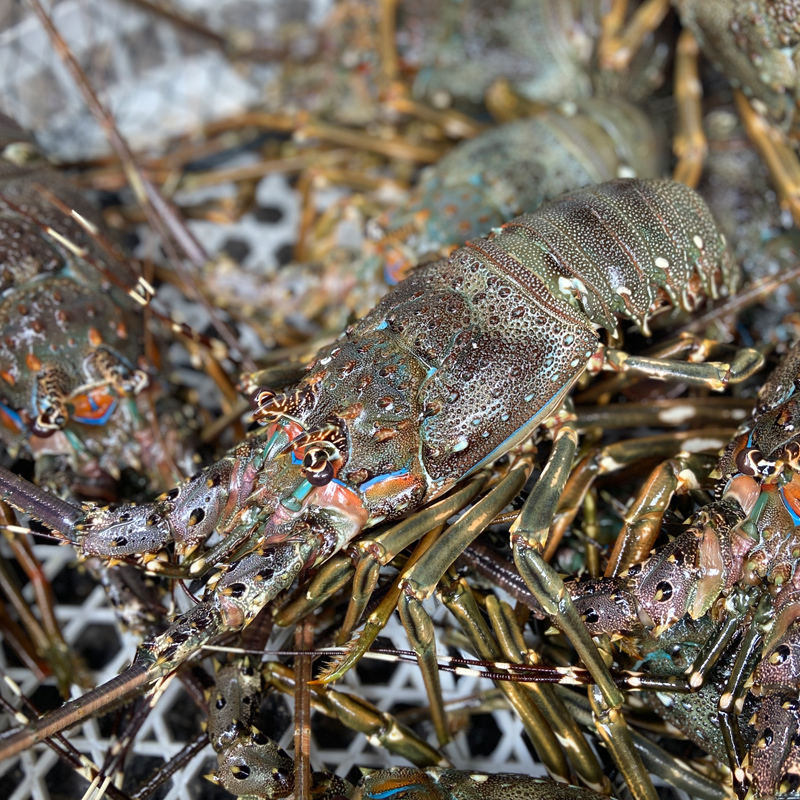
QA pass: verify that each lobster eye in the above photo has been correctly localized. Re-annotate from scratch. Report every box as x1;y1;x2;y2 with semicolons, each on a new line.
770;644;792;665
302;447;335;487
735;447;763;477
304;457;334;487
251;388;275;409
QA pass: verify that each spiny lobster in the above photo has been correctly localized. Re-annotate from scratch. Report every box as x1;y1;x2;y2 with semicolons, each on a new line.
0;178;764;800
0;113;153;486
552;339;800;798
369;97;663;285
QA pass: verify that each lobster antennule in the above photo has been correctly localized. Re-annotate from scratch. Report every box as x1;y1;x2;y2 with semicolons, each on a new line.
0;465;84;533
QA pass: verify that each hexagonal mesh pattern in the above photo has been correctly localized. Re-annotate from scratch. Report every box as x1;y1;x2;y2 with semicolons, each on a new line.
0;538;548;799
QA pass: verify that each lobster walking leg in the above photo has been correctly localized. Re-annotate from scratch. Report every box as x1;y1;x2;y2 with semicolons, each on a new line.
484;595;609;794
603;451;718;577
440;573;572;784
264;661;447;768
273;473;488;631
547;430;731;561
397;454;535;744
509;421;659;800
673;29;707;187
602;344;764;390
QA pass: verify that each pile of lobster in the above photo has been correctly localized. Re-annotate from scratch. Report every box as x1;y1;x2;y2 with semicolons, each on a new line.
4;1;800;799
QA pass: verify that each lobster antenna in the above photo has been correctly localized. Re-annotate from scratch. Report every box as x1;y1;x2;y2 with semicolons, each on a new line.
0;662;152;762
0;466;84;532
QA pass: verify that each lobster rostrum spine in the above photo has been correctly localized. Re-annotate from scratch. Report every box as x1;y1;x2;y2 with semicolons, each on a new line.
0;178;763;764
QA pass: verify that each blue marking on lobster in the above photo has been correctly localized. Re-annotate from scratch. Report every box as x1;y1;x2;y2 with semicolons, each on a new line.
359;468;410;491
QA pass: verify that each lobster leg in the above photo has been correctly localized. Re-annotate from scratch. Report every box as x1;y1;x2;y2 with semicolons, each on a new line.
733;88;800;228
509;421;659;800
575;397;754;430
598;0;671;72
604;451;717;577
0;511;90;697
314;523;445;685
264;661;446;768
336;476;487;644
603;344;764;391
673;29;708;188
440;573;572;784
548;432;727;562
684;590;752;691
0;537;315;762
273;474;487;632
483;592;609;793
396;453;535;744
559;688;728;800
719;593;773;799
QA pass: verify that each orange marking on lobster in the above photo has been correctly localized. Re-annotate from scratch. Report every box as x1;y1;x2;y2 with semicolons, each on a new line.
70;386;118;425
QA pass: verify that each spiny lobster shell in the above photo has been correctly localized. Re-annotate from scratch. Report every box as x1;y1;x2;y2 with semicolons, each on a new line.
0;114;147;474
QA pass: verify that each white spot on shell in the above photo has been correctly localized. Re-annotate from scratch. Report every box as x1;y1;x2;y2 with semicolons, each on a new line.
452;437;469;453
616;286;631;297
693;235;704;249
655;256;669;269
470;774;489;783
656;692;674;707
